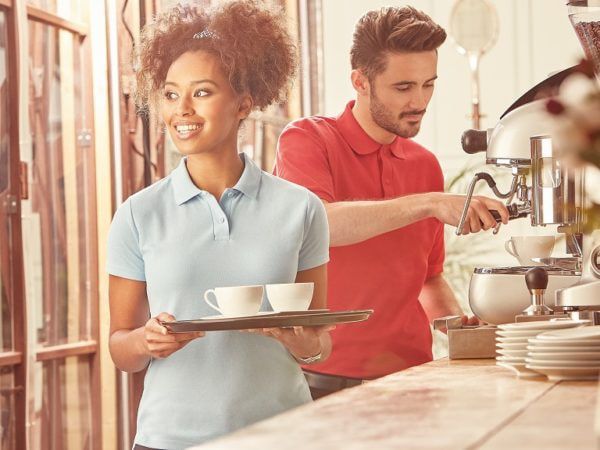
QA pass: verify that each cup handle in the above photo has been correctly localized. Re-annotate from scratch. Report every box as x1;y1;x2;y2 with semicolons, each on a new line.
504;240;518;258
203;289;222;314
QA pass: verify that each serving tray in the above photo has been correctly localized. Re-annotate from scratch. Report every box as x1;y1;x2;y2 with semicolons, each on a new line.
161;309;373;333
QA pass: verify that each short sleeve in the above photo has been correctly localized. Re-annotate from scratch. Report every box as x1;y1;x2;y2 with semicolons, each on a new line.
274;121;336;202
298;191;330;271
106;198;146;281
427;220;445;278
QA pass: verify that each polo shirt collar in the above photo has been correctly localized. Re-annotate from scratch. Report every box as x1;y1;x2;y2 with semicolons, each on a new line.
337;100;406;159
172;157;202;205
171;153;261;205
232;153;261;199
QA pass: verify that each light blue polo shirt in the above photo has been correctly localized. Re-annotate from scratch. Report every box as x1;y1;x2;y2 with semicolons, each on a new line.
107;153;329;450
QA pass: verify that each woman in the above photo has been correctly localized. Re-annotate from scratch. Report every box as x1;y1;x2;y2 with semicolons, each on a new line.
107;2;331;448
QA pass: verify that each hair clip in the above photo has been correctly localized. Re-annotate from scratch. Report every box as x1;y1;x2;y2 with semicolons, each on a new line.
193;29;217;40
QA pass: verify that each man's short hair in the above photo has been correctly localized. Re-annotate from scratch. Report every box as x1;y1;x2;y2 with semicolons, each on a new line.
350;6;447;80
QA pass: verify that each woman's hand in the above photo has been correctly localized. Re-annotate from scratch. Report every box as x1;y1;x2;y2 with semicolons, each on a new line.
143;312;205;359
258;325;335;360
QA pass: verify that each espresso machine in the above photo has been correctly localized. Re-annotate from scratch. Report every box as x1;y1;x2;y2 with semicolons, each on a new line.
459;98;584;326
433;1;600;358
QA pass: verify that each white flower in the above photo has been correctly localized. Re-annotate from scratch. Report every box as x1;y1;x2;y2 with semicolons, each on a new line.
558;73;598;107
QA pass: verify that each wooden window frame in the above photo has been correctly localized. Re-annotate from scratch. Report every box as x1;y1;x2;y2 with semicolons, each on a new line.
0;3;27;450
0;352;22;367
26;5;87;37
0;2;101;449
36;341;98;362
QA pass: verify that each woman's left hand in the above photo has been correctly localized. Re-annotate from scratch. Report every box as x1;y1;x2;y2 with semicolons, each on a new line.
256;325;335;360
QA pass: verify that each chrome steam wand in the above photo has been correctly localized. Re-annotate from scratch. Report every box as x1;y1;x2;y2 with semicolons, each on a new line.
455;169;529;235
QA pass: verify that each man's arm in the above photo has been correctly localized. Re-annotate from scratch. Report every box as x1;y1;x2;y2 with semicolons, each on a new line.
419;274;479;327
324;193;509;247
275;121;509;247
419;274;463;323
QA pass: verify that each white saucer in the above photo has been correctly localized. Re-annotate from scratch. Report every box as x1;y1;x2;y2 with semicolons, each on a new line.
497;342;529;350
525;365;600;381
525;358;600;367
527;351;600;361
497;330;549;338
496;336;529;344
496;361;542;378
200;311;278;320
527;344;600;352
497;349;528;358
528;337;600;347
536;326;600;341
498;320;589;331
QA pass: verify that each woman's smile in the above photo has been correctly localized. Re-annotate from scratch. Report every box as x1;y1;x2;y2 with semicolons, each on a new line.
173;121;204;140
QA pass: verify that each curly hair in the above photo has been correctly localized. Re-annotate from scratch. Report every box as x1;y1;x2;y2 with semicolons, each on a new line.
351;6;446;81
134;0;297;111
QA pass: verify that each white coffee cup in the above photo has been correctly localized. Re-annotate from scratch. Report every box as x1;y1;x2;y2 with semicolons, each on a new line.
504;236;556;266
203;285;263;316
265;282;314;312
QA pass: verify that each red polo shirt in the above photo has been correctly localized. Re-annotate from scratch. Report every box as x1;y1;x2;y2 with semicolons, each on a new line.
274;101;445;379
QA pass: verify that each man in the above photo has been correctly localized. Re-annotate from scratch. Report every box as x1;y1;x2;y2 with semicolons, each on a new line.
274;6;509;398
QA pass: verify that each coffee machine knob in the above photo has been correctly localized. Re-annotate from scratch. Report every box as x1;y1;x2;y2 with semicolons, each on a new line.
525;266;549;292
461;129;488;154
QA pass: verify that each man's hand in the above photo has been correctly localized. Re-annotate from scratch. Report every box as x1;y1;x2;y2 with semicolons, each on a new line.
461;315;481;327
429;193;509;234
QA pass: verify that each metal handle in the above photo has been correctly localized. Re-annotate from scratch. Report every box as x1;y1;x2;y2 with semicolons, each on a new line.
461;129;488;154
522;267;552;316
456;172;521;235
525;267;549;292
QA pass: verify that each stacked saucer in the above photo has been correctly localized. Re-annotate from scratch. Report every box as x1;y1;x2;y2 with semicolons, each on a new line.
496;320;589;377
526;325;600;381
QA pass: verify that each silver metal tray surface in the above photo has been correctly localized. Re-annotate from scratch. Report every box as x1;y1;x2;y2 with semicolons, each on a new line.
162;309;373;333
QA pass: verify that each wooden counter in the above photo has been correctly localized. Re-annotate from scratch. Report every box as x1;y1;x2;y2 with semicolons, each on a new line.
192;359;600;449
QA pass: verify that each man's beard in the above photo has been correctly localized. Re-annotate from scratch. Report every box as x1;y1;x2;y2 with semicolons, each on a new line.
369;89;425;138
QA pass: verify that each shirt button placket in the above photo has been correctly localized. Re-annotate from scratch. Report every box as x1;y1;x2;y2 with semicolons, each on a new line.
205;194;230;241
381;145;394;198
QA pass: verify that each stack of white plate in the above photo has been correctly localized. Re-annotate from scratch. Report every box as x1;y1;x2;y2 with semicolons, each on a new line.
526;325;600;381
496;320;589;378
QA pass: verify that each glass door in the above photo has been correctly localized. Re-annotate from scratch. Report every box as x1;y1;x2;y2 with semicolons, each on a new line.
22;10;99;450
0;1;102;449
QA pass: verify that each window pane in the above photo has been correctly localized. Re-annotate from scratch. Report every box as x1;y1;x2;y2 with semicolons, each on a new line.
27;0;58;11
23;22;94;347
0;366;16;450
0;10;14;353
29;356;93;450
